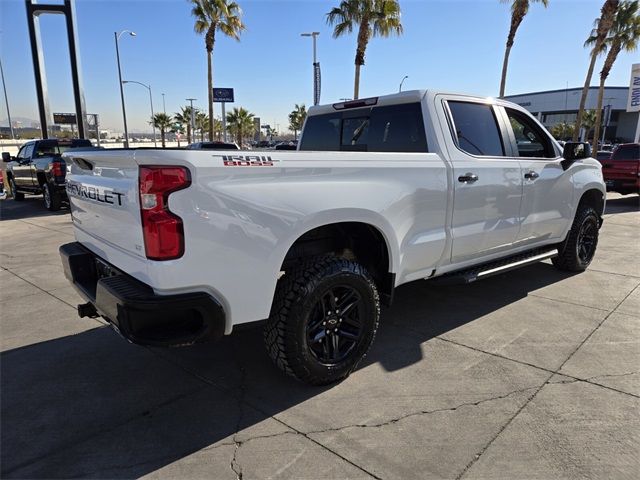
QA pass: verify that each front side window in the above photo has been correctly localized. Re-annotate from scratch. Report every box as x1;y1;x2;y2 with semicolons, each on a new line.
18;144;34;161
505;108;555;158
448;101;504;156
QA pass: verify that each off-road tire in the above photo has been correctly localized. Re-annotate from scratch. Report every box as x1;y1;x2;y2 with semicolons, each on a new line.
552;205;600;272
265;255;380;385
43;182;61;211
9;178;24;201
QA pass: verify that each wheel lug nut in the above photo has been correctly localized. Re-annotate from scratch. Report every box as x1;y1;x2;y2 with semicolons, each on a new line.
326;330;330;335
335;297;338;302
334;328;338;332
322;322;326;326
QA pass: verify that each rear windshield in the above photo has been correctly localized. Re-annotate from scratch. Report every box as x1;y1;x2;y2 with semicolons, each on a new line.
300;102;427;153
611;144;640;160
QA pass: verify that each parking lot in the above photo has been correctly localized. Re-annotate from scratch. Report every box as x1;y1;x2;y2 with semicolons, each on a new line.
1;193;638;479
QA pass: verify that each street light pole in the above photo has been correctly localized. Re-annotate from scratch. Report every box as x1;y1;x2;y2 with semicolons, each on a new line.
186;98;196;144
123;80;156;147
115;30;136;148
0;56;14;140
399;75;408;92
162;93;166;114
301;32;320;105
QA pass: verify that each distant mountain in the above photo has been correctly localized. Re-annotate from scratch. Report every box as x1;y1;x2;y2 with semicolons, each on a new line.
0;117;39;127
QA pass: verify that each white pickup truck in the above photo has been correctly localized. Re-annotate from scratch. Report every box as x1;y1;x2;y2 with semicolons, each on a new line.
60;90;605;385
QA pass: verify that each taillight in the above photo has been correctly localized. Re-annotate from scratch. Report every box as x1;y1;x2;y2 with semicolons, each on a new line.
51;161;64;177
139;166;191;260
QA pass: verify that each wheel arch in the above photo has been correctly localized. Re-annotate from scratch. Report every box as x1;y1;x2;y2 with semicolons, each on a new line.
279;217;398;305
577;187;605;220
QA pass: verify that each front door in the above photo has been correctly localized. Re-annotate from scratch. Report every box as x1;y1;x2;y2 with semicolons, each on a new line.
12;143;35;188
501;107;572;245
443;99;523;263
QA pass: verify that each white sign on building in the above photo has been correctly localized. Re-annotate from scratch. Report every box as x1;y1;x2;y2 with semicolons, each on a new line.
627;63;640;113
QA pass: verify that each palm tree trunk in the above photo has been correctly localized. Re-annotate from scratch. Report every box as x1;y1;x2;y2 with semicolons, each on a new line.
354;64;361;100
574;51;599;141
161;129;166;148
591;75;606;153
207;48;214;142
499;43;513;98
187;125;191;144
353;19;368;100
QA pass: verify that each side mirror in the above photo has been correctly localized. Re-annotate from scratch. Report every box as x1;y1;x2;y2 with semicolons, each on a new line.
2;152;12;162
563;142;591;161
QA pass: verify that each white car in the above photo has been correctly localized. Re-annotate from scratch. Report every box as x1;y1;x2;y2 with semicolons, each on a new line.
60;90;605;385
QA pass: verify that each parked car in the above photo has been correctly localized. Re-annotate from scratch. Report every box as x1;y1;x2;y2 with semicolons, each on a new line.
274;142;297;150
3;138;94;211
601;143;639;195
186;141;239;150
59;90;605;385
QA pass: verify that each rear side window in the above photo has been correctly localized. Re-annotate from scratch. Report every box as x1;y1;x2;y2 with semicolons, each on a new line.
35;143;59;157
299;102;427;153
448;101;504;156
612;144;640;160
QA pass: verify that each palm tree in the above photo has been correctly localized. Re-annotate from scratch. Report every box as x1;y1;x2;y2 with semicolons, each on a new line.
288;104;307;140
195;111;210;141
581;109;598;140
573;0;620;141
551;121;575;140
150;113;173;148
213;118;224;140
174;106;197;143
327;0;402;100
190;0;245;141
499;0;549;98
588;0;640;151
226;107;254;146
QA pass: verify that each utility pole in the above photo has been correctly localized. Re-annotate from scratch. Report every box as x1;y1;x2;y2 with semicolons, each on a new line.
115;30;136;147
0;57;14;140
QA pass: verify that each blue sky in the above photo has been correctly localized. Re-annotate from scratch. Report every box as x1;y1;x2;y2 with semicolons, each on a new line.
1;0;638;133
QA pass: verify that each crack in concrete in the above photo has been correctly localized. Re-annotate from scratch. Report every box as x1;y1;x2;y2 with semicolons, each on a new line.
229;336;247;480
299;385;539;436
455;283;640;479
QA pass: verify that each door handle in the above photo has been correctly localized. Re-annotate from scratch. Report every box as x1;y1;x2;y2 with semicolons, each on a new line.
524;171;539;180
458;173;479;183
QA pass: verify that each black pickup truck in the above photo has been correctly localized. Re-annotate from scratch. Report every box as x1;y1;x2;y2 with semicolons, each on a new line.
2;139;94;211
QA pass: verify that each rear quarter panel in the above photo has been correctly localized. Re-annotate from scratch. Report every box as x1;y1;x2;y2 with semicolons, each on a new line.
134;149;449;329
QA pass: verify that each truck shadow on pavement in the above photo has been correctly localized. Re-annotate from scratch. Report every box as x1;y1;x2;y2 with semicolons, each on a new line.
0;196;69;221
604;194;639;215
1;263;574;478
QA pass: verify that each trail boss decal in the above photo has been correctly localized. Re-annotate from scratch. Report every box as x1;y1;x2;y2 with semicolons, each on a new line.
66;182;125;206
214;155;279;167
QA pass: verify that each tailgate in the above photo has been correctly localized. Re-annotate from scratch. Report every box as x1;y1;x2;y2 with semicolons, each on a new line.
601;159;639;179
63;149;145;258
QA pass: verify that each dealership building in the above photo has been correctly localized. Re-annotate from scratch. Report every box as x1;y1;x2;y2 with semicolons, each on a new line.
504;86;639;143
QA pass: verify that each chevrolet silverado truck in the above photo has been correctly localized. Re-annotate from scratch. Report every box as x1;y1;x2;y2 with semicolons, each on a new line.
59;90;605;385
2;138;93;211
600;143;639;195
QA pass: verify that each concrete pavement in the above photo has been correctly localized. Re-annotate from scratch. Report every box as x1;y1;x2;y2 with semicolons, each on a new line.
1;193;638;479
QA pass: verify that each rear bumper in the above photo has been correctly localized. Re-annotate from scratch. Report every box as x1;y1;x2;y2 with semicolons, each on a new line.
604;177;640;192
59;242;225;347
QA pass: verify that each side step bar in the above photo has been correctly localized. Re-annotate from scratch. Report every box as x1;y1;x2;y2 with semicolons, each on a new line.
430;248;558;285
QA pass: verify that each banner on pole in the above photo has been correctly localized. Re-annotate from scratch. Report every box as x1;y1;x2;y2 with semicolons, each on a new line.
313;62;321;106
627;63;640;112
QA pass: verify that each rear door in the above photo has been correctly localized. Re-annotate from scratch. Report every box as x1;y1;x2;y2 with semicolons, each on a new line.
442;97;523;263
500;106;570;245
